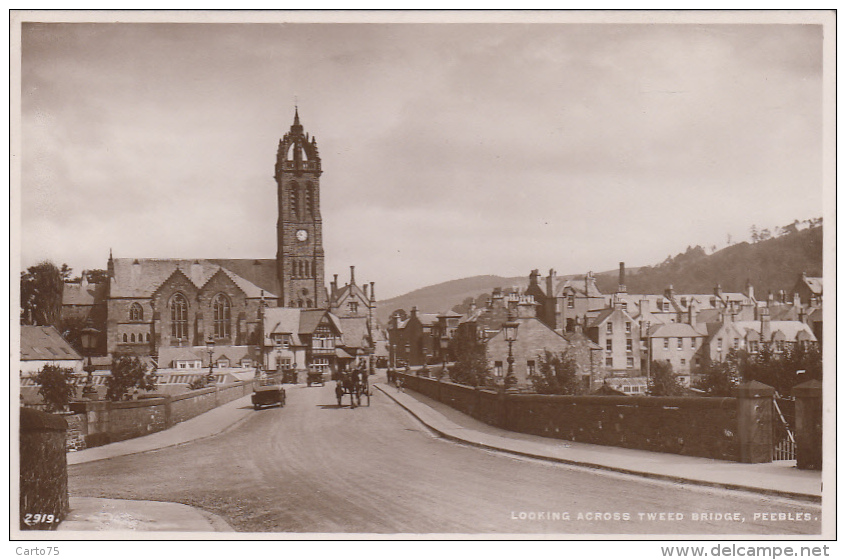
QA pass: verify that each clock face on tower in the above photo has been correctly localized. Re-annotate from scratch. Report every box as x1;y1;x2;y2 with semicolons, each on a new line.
296;229;308;242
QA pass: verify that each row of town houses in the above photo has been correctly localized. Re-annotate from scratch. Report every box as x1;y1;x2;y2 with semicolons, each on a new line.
387;265;822;394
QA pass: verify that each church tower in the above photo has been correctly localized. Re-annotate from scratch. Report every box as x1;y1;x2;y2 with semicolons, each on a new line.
275;108;327;308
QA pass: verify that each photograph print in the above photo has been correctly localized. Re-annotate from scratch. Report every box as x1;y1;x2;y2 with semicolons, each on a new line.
12;10;834;540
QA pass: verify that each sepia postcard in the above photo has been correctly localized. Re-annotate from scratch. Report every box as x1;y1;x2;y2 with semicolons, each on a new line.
9;9;837;554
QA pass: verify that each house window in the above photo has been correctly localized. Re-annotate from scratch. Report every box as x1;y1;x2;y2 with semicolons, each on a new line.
349;301;359;314
749;340;760;353
213;294;231;338
312;357;330;371
130;333;136;343
568;295;574;308
626;339;633;352
677;338;683;350
622;302;628;311
605;357;613;367
680;358;686;366
606;322;613;334
775;340;785;353
241;359;252;368
494;361;503;377
313;325;335;349
216;358;230;368
527;360;536;377
129;303;143;322
626;356;634;368
663;338;669;350
733;338;740;349
122;333;128;343
694;357;700;368
625;321;631;334
717;338;723;352
690;337;696;349
606;340;612;354
171;293;188;340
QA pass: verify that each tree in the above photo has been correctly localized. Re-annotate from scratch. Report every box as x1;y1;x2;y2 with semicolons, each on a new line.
750;224;760;243
743;343;822;396
530;349;585;395
20;261;65;328
82;269;110;284
106;355;157;401
34;364;77;412
695;349;743;396
647;360;685;396
448;327;490;386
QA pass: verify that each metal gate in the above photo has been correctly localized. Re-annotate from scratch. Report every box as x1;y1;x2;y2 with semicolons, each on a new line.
773;395;796;461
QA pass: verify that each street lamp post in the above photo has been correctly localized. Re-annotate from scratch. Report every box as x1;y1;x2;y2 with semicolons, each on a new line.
80;319;99;398
502;310;520;390
206;337;216;385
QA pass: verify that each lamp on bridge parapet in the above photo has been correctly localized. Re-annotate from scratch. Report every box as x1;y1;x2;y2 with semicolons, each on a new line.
206;337;216;385
80;319;100;397
502;309;520;390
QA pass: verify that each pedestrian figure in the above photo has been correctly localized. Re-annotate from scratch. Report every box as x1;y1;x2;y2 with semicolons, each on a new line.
396;377;404;393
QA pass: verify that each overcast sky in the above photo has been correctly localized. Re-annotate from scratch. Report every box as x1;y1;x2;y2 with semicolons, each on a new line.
18;17;826;299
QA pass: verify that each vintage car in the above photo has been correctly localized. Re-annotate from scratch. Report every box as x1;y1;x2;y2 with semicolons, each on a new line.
306;366;325;387
251;384;286;410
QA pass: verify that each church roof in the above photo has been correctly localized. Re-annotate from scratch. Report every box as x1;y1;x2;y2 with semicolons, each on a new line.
110;258;276;299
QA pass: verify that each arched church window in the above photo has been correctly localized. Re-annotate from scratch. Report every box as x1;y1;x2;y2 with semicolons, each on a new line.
289;182;299;218
304;261;310;278
306;299;313;308
123;333;128;343
146;333;150;342
213;294;231;338
298;299;304;308
171;293;189;340
130;333;136;343
129;302;143;322
305;182;313;215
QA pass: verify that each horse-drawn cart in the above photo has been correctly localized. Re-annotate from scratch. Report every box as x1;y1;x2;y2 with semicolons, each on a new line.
335;368;370;408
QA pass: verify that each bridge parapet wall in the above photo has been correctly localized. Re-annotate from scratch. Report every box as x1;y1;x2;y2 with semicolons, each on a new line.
395;373;745;462
67;380;251;450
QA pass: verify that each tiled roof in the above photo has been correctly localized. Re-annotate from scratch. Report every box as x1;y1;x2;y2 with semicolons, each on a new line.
338;316;370;349
556;276;603;298
801;276;823;295
264;307;304;346
734;320;817;342
648;322;706;338
20;326;82;361
111;258;276;299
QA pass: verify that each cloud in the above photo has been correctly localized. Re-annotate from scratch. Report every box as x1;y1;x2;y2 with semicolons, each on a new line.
18;21;825;298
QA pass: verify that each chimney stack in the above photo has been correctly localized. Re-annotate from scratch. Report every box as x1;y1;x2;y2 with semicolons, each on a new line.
370;282;375;304
546;269;556;296
760;306;771;340
618;262;626;293
350;266;356;285
745;279;755;301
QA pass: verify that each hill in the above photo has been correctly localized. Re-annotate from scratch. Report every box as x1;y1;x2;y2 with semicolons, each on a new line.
594;223;822;296
375;221;823;323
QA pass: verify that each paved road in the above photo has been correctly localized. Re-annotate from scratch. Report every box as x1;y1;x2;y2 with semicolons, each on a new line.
68;379;821;535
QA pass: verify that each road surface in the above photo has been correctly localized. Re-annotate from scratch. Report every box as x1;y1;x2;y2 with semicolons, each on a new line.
68;378;821;535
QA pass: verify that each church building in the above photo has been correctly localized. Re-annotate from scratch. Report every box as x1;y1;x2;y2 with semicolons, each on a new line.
69;110;378;375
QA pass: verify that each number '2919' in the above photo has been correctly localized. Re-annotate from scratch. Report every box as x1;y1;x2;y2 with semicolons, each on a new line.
23;513;56;526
